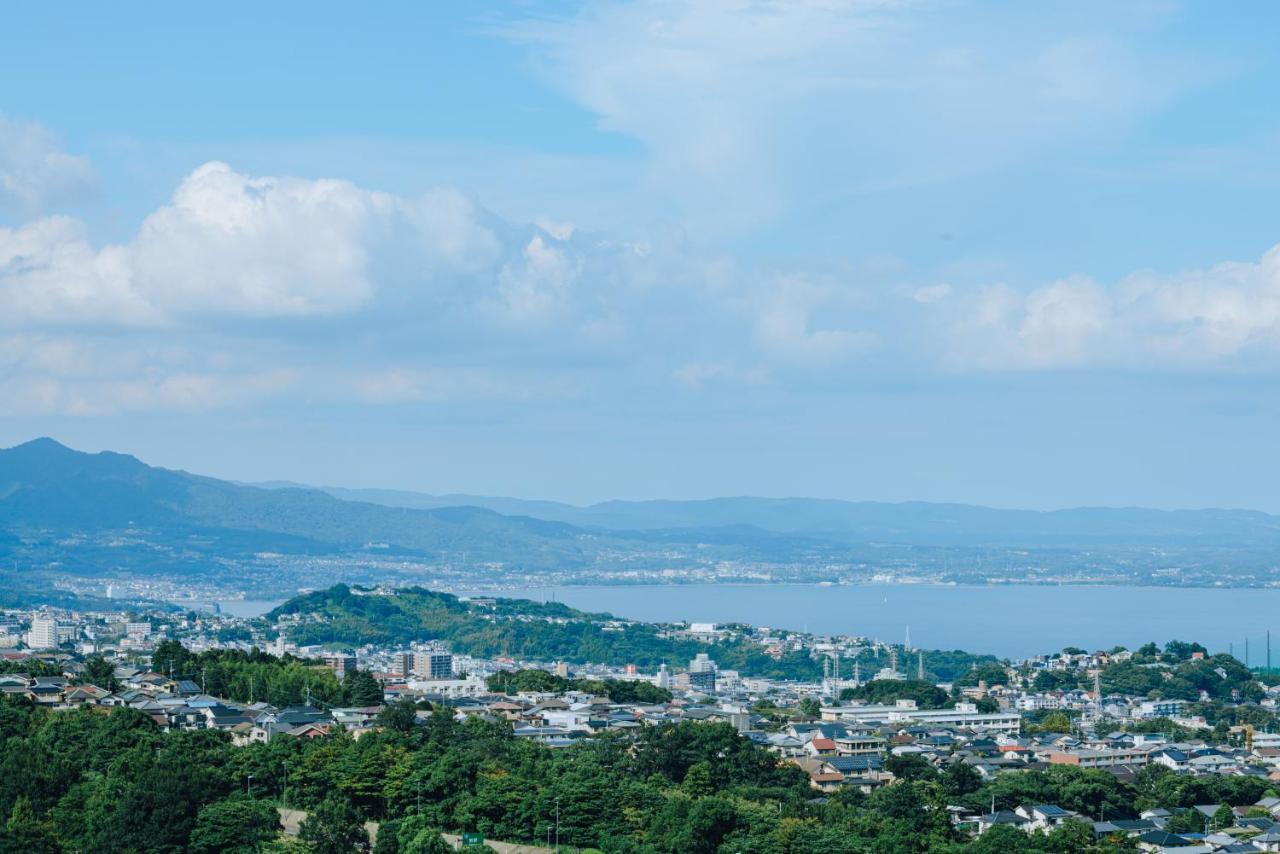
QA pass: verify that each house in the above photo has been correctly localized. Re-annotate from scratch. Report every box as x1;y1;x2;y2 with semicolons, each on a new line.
805;737;837;757
1134;829;1192;851
1014;804;1078;832
1151;748;1189;771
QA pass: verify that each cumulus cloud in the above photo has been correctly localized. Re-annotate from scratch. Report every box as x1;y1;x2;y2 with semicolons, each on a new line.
0;117;96;213
939;244;1280;369
131;162;392;316
0;217;153;326
8;152;1280;420
0;161;502;326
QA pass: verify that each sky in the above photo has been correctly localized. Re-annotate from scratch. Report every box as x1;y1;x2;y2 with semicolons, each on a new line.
2;1;1280;510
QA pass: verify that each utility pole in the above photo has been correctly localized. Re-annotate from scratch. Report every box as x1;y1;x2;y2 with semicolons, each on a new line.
282;762;288;808
555;796;560;853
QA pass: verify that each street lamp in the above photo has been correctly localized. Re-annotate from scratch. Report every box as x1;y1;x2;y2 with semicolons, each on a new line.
247;774;254;797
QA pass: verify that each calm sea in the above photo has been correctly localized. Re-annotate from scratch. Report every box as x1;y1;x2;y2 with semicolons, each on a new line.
494;583;1280;661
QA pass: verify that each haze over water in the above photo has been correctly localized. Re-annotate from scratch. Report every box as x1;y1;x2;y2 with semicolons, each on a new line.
502;583;1280;661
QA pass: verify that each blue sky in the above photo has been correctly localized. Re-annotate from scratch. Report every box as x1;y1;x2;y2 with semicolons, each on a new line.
3;1;1280;510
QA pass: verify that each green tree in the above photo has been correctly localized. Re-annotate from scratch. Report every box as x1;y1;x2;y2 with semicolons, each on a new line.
78;655;119;692
151;639;195;677
885;753;937;783
299;795;368;853
942;761;982;797
682;761;716;797
840;679;950;709
1036;712;1073;733
395;814;455;854
343;670;385;707
1211;802;1235;830
189;798;281;854
1165;809;1205;834
2;796;60;854
954;663;1010;688
797;697;822;719
377;701;419;734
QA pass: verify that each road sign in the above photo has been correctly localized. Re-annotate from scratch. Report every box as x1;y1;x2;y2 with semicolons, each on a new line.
462;832;484;847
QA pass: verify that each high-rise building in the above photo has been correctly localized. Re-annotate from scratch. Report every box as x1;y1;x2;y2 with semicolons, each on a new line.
392;652;413;678
413;652;453;680
27;617;59;650
688;653;717;692
656;662;671;689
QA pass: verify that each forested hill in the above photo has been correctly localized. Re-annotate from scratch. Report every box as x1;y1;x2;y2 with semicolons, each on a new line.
0;437;603;569
267;585;995;681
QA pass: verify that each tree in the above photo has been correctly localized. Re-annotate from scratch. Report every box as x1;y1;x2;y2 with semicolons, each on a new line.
840;680;950;709
343;670;385;707
189;798;281;854
797;697;821;719
974;697;1000;714
954;663;1010;688
486;669;565;694
1037;712;1073;733
299;795;368;853
885;753;937;782
682;761;716;797
395;814;456;854
78;655;119;692
1;796;60;854
1164;640;1208;662
1211;802;1235;830
377;700;419;734
1044;818;1095;853
151;639;195;678
942;761;982;796
1165;809;1205;834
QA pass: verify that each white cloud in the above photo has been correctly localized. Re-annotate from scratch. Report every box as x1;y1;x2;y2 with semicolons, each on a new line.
0;217;155;326
9;150;1280;422
940;244;1280;369
495;234;582;322
0;117;96;213
0;161;501;326
131;162;392;316
509;0;1184;231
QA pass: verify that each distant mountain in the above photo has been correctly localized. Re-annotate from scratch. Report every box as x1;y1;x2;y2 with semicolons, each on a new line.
6;438;1280;601
0;438;595;568
273;481;1280;548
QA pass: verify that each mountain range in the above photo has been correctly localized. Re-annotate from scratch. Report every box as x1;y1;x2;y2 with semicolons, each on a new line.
260;480;1280;548
4;437;1280;604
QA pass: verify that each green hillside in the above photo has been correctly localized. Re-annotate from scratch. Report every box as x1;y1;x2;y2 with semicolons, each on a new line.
268;585;996;680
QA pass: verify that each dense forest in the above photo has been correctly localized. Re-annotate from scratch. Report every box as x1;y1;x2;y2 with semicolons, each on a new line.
269;585;995;682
